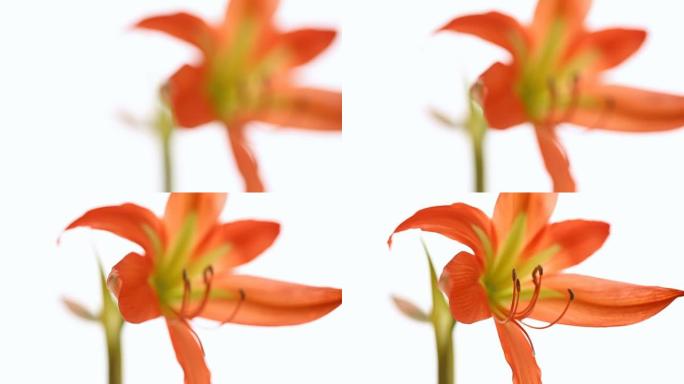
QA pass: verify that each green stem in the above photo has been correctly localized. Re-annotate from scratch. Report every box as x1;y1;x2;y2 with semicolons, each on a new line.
105;325;123;384
472;136;485;193
435;319;456;384
161;129;174;192
423;239;458;384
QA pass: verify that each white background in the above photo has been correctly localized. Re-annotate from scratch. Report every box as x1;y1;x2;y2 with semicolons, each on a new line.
1;192;684;383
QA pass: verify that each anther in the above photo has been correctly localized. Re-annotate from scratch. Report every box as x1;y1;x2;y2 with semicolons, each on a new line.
180;270;191;316
515;265;543;319
592;97;616;128
221;288;247;325
497;273;521;324
523;288;574;330
187;266;216;319
562;73;581;122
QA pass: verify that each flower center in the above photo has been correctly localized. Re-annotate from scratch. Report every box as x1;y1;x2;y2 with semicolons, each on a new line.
492;265;575;352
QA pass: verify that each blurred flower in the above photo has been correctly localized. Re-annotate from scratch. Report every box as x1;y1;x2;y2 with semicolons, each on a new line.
64;193;342;384
390;193;683;383
137;0;342;191
439;0;684;191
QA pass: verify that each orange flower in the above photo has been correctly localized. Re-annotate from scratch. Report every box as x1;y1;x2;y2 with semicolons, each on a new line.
63;193;342;384
439;0;684;191
390;193;682;383
137;0;342;191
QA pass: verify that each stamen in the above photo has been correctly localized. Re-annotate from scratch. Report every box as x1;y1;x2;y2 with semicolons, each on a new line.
180;270;191;316
522;289;574;330
515;265;543;319
511;319;536;356
592;97;616;129
186;266;215;319
562;73;580;122
220;289;247;325
496;270;521;324
546;78;559;124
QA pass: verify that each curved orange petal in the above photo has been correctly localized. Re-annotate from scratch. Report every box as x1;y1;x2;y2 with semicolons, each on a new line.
531;0;591;42
438;12;528;60
136;13;216;56
194;220;280;272
163;193;227;245
565;28;646;72
168;65;216;129
534;125;577;192
439;252;490;324
64;204;163;259
256;87;342;131
165;317;211;384
495;320;542;384
223;0;278;41
492;193;558;248
201;274;342;326
567;83;684;132
109;253;161;323
523;220;609;273
530;274;684;327
479;62;528;129
389;203;495;264
274;29;337;68
227;125;265;192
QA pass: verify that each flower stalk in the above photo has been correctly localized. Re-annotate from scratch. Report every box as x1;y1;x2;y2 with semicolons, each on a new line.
466;86;488;193
99;261;125;384
156;87;176;192
392;239;457;384
63;260;124;384
423;240;457;384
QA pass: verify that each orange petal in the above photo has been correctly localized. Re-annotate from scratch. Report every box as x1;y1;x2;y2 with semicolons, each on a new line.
495;320;542;384
438;12;528;60
256;87;342;131
565;28;646;72
523;220;609;273
201;274;342;326
479;62;528;129
531;0;591;42
227;125;265;192
534;125;577;192
64;204;163;259
163;193;227;245
439;252;490;324
274;29;337;68
222;0;278;40
492;193;558;248
194;220;280;272
109;253;160;323
136;12;216;55
567;83;684;132
168;65;216;129
531;274;684;327
389;203;495;264
165;317;211;384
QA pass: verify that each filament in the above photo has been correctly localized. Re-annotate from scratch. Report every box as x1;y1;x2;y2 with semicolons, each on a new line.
522;289;574;330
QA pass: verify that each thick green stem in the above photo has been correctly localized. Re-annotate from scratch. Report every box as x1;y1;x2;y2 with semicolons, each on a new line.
472;136;485;193
99;260;125;384
161;129;174;192
422;240;458;384
105;325;123;384
435;319;456;384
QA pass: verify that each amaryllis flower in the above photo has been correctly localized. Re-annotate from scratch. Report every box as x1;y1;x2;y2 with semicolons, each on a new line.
137;0;342;191
439;0;684;191
63;193;342;384
389;193;683;383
